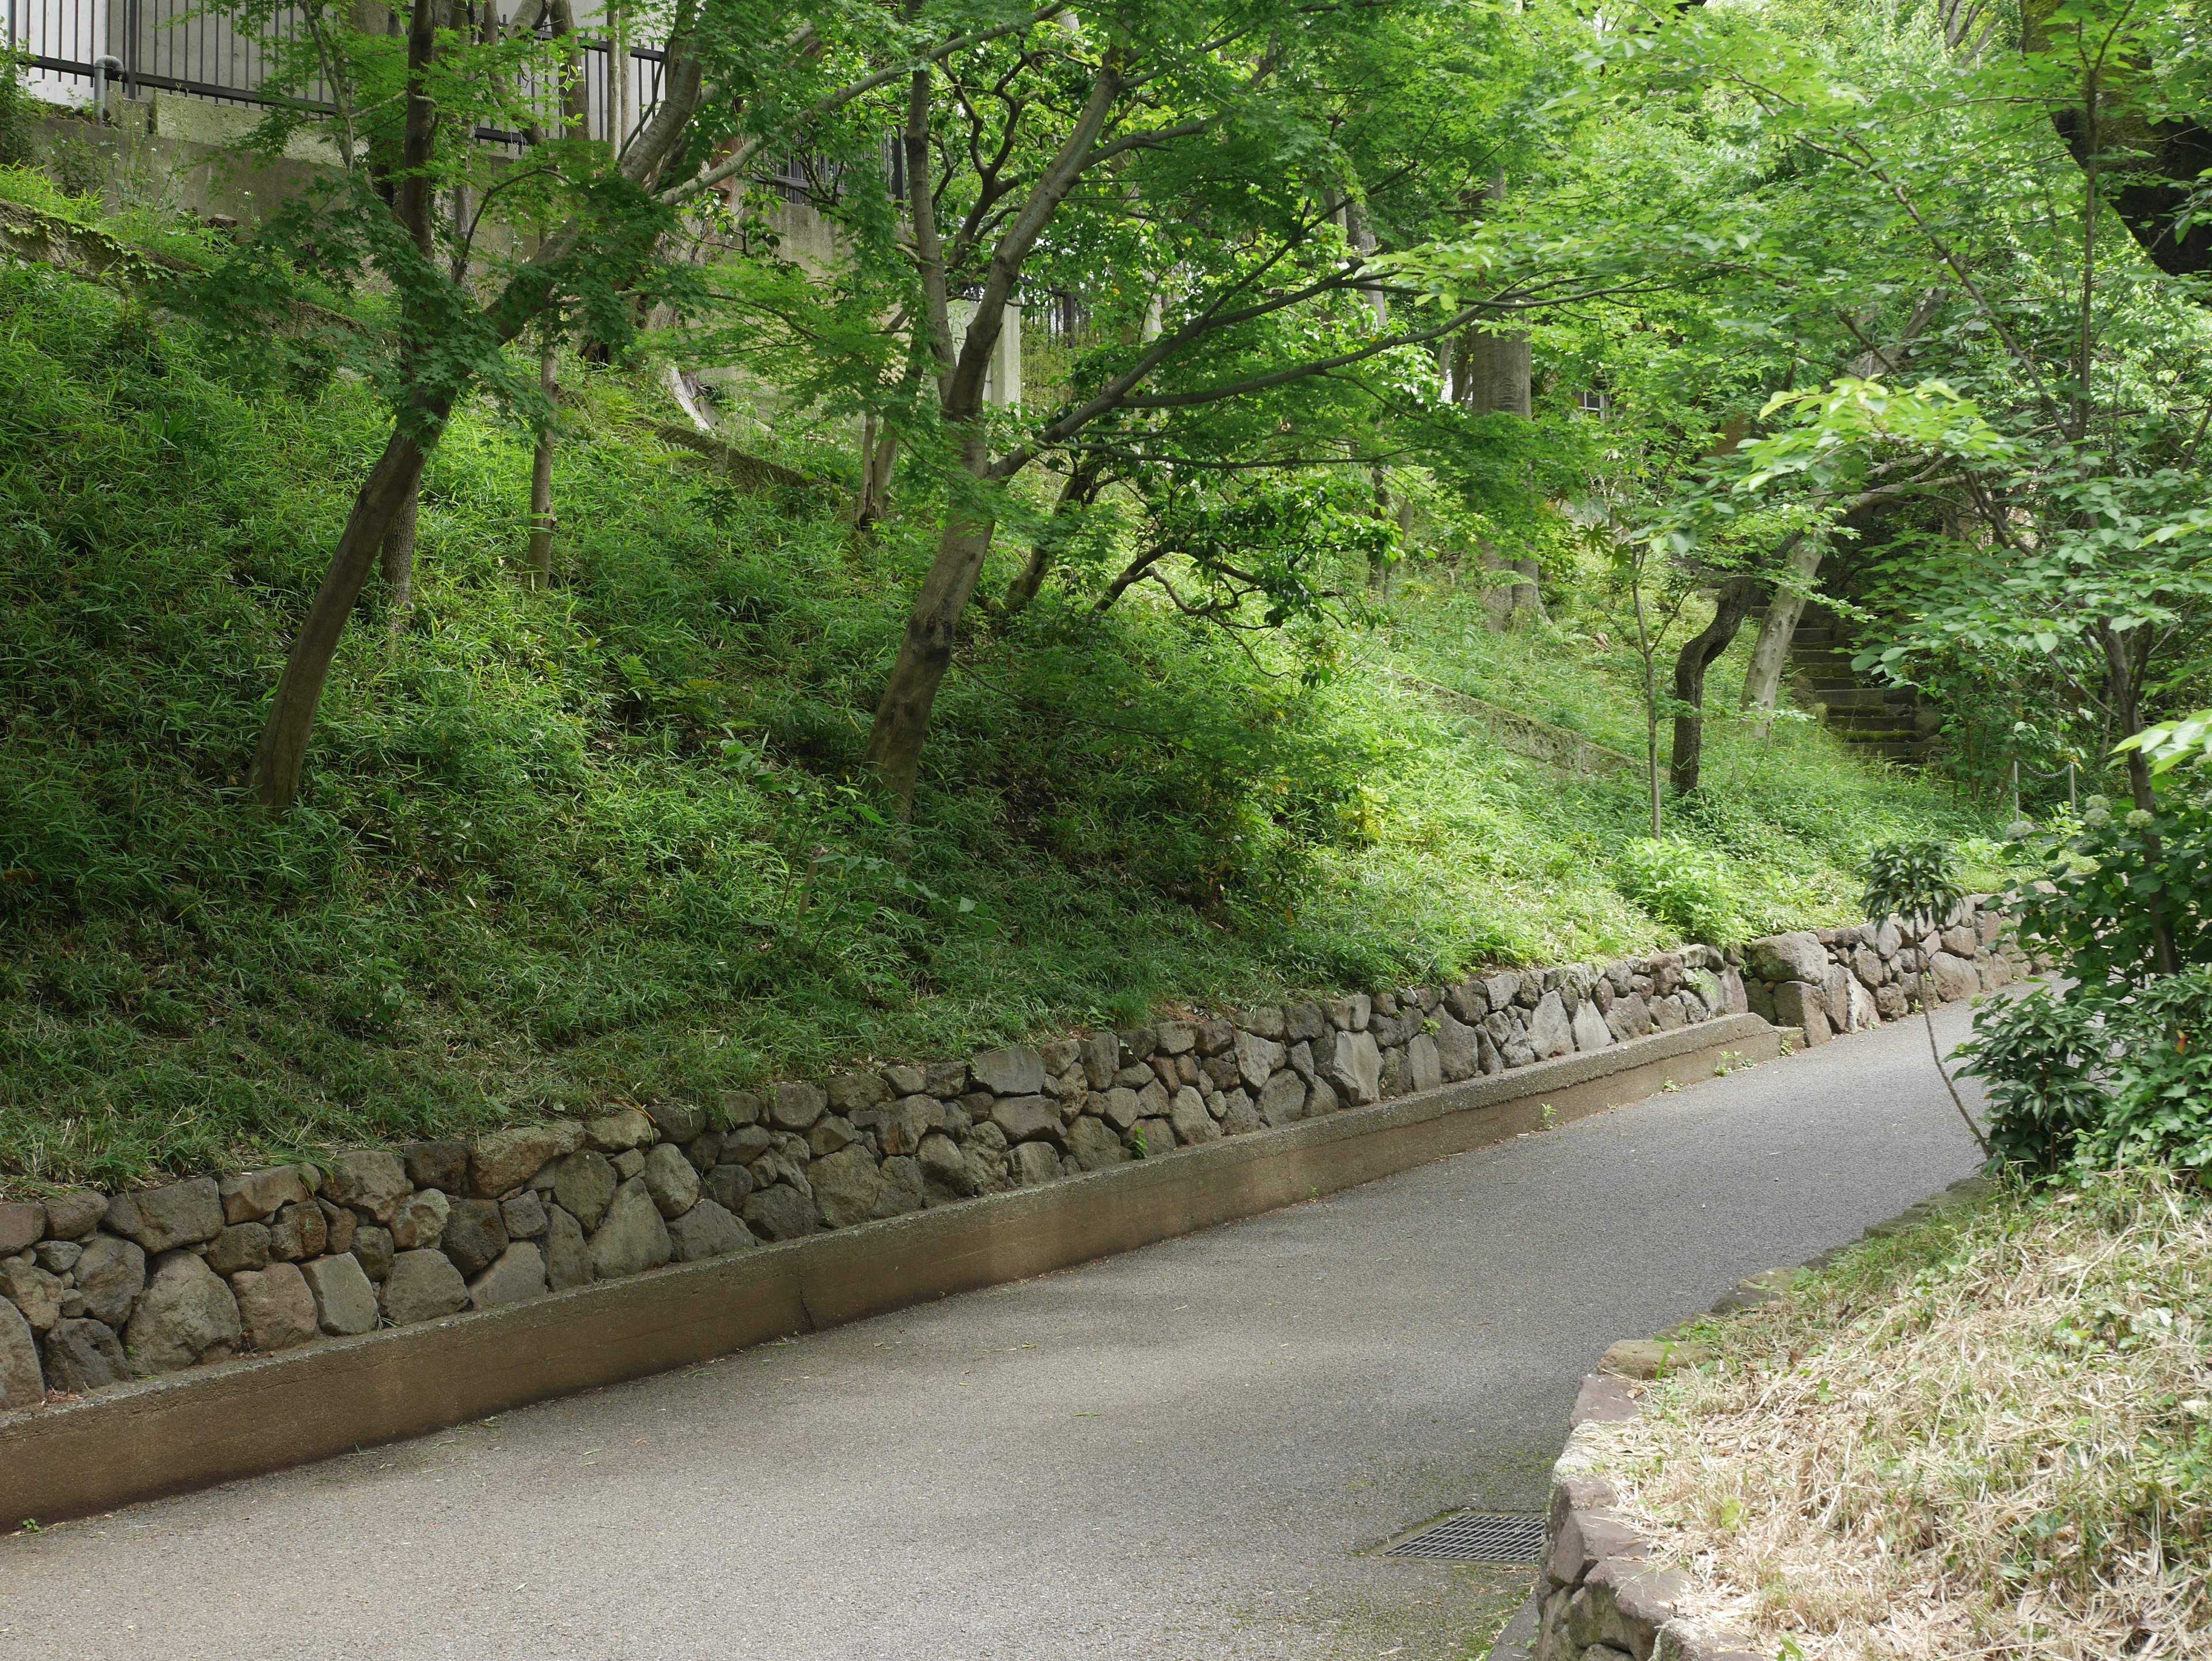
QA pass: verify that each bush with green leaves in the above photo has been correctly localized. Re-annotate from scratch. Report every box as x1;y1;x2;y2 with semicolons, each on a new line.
1615;837;1747;944
2003;790;2212;987
1961;971;2212;1181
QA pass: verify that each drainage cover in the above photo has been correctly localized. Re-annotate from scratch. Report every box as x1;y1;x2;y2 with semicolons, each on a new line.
1382;1511;1547;1564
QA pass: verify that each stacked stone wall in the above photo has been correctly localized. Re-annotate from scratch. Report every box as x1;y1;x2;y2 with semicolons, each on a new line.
1736;895;2022;1046
0;905;2018;1416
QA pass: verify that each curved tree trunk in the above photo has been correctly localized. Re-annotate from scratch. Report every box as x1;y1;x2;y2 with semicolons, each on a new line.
524;342;558;588
1003;456;1101;616
1669;574;1762;797
250;428;431;807
380;486;419;651
862;466;998;811
1740;533;1818;719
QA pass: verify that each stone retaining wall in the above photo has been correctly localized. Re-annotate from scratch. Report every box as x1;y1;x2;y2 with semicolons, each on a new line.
1738;895;2021;1045
0;906;2013;1418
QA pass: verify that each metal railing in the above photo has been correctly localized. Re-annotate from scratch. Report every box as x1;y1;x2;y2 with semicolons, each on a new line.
8;0;666;152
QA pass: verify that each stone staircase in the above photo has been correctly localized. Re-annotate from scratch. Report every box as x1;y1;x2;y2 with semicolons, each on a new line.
1787;604;1941;764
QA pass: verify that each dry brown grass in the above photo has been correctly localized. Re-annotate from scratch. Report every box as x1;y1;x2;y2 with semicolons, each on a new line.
1588;1174;2212;1658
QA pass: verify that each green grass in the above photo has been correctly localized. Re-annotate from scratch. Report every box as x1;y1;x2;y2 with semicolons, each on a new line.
0;259;1998;1194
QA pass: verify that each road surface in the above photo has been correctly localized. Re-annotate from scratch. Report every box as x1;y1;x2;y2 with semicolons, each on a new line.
0;1005;1990;1660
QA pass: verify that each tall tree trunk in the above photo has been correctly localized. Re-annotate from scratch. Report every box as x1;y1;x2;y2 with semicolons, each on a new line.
251;430;431;807
524;342;558;588
380;488;419;651
1459;324;1539;629
1740;532;1817;719
863;439;998;809
1669;574;1761;796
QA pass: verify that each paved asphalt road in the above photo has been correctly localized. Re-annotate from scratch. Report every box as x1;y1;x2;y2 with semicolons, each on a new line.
0;1006;1990;1661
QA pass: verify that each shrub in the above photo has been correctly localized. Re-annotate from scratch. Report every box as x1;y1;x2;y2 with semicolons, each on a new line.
1615;837;1746;944
2005;790;2212;987
1960;969;2212;1180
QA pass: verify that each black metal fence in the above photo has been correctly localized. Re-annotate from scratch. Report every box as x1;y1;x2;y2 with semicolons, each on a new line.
8;0;666;151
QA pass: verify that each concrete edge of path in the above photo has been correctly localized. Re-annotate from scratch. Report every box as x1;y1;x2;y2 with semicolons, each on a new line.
0;1013;1787;1526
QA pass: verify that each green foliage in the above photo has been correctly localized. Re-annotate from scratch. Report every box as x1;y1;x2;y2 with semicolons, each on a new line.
0;51;37;171
1962;973;2212;1180
1859;837;1965;934
2005;790;2212;986
0;262;1997;1189
1615;838;1747;944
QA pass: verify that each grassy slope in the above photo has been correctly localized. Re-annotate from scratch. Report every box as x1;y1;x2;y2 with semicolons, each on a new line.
0;258;1998;1193
1603;1175;2211;1655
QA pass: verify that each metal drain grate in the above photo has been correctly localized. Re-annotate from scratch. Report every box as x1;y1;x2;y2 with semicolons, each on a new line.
1382;1511;1548;1564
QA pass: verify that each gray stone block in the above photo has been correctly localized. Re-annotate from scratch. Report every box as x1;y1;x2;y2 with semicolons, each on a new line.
42;1317;127;1393
67;1235;141;1331
268;1200;328;1262
387;1187;449;1252
809;1147;882;1229
205;1223;271;1277
642;1142;702;1219
232;1262;319;1353
467;1241;548;1308
441;1197;509;1276
468;1121;584;1198
499;1190;548;1240
400;1141;471;1195
0;1296;41;1408
667;1200;752;1261
742;1182;817;1242
768;1083;828;1132
125;1250;241;1372
872;1157;925;1219
220;1167;308;1224
320;1150;411;1223
542;1206;590;1291
105;1178;225;1253
588;1178;673;1277
379;1249;469;1325
552;1149;618;1232
301;1253;379;1335
969;1045;1047;1095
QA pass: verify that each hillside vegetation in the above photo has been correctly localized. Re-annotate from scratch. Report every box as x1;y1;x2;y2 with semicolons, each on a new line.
0;257;1991;1193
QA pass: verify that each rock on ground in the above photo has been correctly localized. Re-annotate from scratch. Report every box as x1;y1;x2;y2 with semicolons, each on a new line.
379;1250;470;1325
125;1250;242;1373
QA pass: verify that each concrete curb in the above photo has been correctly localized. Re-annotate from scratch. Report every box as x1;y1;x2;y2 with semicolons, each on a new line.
0;1013;1783;1524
